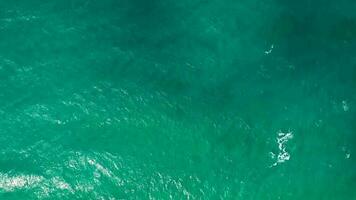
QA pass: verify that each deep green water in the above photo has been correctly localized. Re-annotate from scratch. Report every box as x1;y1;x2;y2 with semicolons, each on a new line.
0;0;355;199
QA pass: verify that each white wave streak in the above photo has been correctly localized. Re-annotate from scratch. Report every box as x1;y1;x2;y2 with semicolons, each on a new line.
0;173;73;197
0;173;43;191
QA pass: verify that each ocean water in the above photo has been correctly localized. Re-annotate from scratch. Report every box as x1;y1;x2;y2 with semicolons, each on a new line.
0;0;355;199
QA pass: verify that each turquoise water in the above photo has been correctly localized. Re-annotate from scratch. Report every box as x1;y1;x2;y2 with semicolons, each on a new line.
0;0;355;199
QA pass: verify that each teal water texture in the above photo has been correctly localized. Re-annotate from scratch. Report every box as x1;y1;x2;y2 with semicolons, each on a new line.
0;0;355;199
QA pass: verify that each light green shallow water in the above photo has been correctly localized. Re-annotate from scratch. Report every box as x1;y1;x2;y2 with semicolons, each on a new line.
0;0;355;199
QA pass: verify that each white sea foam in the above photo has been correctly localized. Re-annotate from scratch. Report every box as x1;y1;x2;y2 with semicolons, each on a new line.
270;131;293;167
342;100;349;112
264;44;274;54
0;173;43;191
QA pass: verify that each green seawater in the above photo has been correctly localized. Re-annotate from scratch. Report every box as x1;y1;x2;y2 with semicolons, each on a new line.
0;0;355;199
